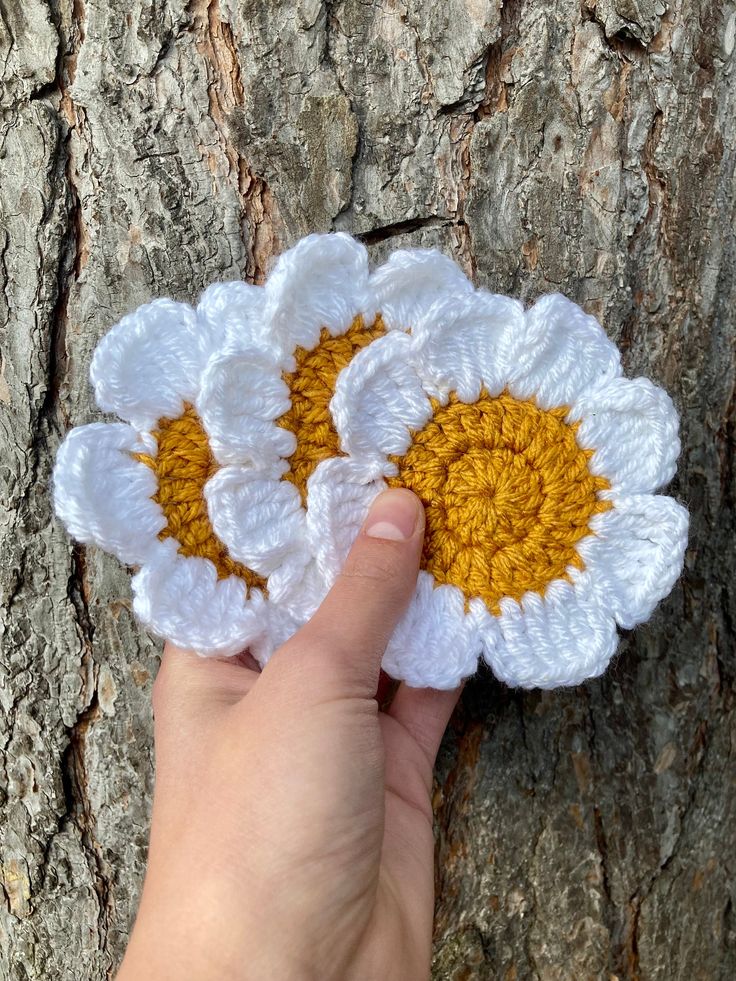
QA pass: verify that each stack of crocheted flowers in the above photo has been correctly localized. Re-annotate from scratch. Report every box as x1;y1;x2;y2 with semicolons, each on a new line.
53;234;688;690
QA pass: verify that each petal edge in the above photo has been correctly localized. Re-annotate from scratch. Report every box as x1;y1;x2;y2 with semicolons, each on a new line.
53;422;165;566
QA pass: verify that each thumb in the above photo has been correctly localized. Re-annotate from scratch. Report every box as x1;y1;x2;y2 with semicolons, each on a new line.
266;488;424;700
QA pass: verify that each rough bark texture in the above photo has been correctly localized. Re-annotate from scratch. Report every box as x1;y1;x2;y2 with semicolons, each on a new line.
1;0;734;977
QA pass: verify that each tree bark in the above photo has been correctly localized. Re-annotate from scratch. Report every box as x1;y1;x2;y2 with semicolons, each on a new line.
1;1;734;978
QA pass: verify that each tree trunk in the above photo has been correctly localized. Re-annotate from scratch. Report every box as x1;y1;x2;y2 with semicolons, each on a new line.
1;0;734;977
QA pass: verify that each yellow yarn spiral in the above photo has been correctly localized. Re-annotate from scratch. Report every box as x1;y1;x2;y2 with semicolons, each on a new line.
388;392;610;611
278;315;386;499
135;406;265;587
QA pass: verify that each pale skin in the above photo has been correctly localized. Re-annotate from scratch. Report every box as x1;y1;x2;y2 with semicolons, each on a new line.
117;488;462;981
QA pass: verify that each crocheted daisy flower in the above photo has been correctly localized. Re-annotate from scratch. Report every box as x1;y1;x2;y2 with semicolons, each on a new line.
298;285;688;690
53;290;279;659
53;234;463;659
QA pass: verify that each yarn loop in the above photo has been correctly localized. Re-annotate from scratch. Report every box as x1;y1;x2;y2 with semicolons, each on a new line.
388;392;611;612
279;315;385;499
135;406;265;588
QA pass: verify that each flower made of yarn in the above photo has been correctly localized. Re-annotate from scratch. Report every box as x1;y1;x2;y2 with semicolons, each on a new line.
53;233;688;690
53;293;278;659
293;273;689;690
52;234;470;660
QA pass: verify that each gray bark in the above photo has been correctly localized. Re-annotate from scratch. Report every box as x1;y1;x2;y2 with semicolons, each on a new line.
1;0;734;978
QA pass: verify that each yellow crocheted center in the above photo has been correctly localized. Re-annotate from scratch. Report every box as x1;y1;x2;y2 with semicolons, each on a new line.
278;314;386;500
135;407;265;588
387;391;611;613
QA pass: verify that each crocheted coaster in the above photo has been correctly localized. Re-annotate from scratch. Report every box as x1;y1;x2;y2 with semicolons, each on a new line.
53;233;688;690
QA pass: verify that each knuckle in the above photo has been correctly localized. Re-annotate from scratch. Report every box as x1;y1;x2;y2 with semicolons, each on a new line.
302;623;383;679
341;541;404;586
288;625;349;666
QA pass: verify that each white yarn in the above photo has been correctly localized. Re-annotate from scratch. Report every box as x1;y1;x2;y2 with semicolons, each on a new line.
477;580;620;690
303;456;388;584
204;462;308;577
573;494;689;629
53;423;164;566
131;538;269;659
505;293;623;410
570;376;681;494
410;291;525;403
330;330;433;460
368;248;474;331
383;573;482;690
196;281;268;356
262;232;375;354
91;298;210;433
196;349;295;467
52;233;689;689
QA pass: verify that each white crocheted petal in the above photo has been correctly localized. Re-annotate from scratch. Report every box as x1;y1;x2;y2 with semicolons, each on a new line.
204;465;306;577
263;233;373;354
411;291;525;402
508;294;622;409
383;574;481;690
131;539;268;658
196;281;271;355
306;457;388;585
331;331;432;458
369;249;474;331
53;422;165;566
576;494;689;629
571;376;680;494
479;581;619;690
90;298;219;432
196;350;295;466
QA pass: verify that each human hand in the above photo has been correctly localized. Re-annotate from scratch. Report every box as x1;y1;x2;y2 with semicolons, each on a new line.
117;488;462;981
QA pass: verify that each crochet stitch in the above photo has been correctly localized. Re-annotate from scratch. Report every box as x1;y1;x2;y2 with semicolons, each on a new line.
279;315;386;500
133;406;265;589
52;233;689;690
386;392;611;613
